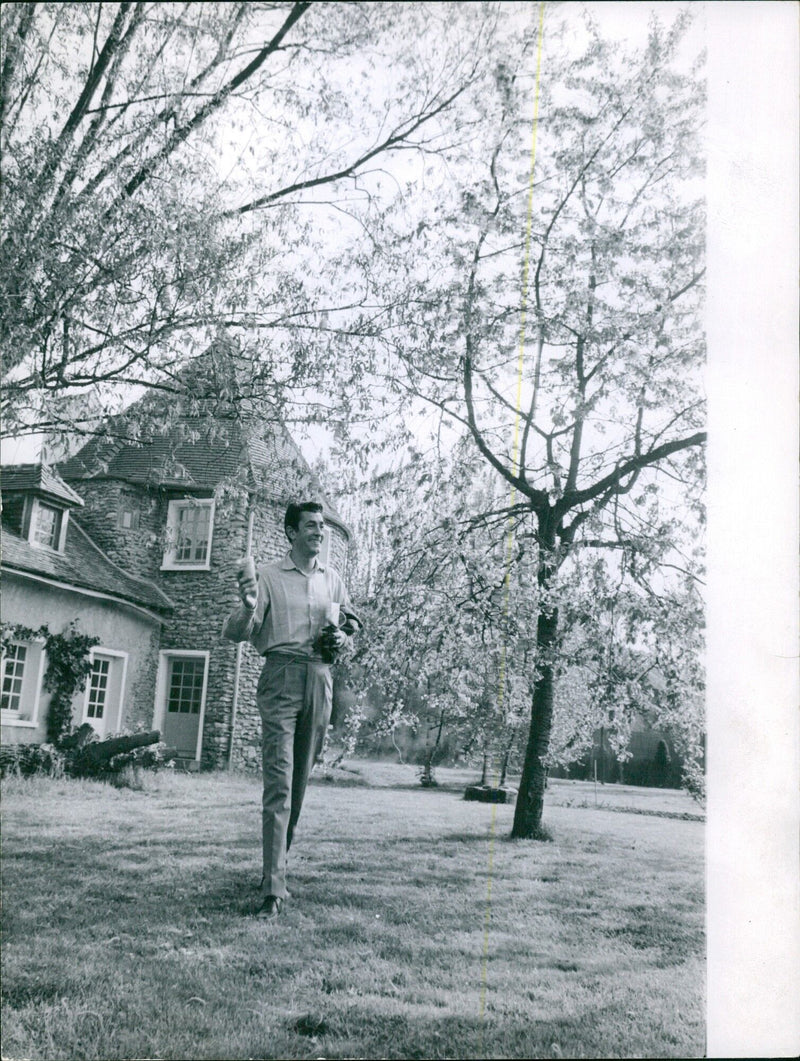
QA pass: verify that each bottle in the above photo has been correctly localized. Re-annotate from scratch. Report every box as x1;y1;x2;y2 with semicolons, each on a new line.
236;556;258;610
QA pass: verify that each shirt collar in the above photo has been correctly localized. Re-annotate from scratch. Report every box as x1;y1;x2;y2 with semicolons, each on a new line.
280;551;325;573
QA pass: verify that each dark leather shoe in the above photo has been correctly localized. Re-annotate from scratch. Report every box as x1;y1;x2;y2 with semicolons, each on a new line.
256;895;284;921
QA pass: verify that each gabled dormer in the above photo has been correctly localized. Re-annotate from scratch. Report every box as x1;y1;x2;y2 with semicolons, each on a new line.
0;464;84;553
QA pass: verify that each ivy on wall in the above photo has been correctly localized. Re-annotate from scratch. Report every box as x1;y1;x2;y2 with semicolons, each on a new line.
1;621;100;744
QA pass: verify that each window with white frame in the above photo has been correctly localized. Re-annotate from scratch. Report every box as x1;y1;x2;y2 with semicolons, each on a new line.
161;498;214;570
31;500;65;550
1;640;45;725
86;657;110;719
1;643;27;712
82;649;127;736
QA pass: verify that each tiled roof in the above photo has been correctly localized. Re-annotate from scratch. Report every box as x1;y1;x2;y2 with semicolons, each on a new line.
58;345;345;526
1;521;173;614
1;464;84;507
59;417;317;494
61;428;245;490
57;343;350;533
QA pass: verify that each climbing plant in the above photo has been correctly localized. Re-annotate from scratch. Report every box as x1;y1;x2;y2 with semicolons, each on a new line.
1;621;99;744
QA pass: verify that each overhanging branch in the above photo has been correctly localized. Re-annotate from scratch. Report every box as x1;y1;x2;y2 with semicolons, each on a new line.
561;430;707;511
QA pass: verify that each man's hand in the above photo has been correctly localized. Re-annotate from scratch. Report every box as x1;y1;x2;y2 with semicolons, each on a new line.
236;565;258;610
329;628;347;650
314;624;347;662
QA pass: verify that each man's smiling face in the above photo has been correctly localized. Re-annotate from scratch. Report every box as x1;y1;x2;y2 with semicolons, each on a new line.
291;511;325;558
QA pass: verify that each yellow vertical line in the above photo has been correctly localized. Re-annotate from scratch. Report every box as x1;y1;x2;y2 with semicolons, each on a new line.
479;3;546;1052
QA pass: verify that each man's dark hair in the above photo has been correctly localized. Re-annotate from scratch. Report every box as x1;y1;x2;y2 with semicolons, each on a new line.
284;501;324;538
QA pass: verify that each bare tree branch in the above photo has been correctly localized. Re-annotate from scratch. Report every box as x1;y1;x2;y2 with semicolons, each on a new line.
561;431;706;512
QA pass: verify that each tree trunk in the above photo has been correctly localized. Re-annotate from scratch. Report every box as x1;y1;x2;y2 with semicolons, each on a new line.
421;708;446;787
512;523;559;839
390;725;405;764
434;708;445;756
71;730;161;771
511;610;558;837
499;745;511;788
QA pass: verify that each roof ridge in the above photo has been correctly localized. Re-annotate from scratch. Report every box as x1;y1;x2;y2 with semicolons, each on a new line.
1;461;85;506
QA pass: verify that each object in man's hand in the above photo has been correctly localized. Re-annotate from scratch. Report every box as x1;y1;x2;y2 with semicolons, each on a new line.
314;624;341;663
236;556;257;609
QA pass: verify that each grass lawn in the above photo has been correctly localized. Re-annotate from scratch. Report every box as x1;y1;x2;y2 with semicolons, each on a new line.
1;761;704;1060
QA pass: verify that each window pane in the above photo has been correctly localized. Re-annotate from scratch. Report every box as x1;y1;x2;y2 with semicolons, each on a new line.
87;658;110;719
167;659;204;714
174;504;211;563
1;644;28;712
33;504;61;548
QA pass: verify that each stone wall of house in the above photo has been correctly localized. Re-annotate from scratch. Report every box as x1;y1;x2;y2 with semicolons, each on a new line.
125;623;164;732
67;479;163;580
156;489;249;768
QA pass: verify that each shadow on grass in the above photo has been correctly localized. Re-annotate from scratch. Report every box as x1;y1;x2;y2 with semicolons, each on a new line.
4;823;544;934
1;981;65;1008
602;906;705;967
387;830;495;844
278;1004;487;1061
268;997;695;1061
312;770;485;797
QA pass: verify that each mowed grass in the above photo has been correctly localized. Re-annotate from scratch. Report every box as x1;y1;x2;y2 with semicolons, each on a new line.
1;762;704;1060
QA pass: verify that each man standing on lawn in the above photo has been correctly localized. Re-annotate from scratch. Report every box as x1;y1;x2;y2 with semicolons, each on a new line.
222;501;360;921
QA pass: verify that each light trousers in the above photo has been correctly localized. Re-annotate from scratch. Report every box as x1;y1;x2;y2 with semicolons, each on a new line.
257;654;332;899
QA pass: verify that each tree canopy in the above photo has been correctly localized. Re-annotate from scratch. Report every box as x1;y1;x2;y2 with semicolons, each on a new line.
0;1;493;442
326;6;707;834
336;429;705;800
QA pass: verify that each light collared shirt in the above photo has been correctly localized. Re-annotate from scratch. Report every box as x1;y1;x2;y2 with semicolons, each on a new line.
222;552;359;659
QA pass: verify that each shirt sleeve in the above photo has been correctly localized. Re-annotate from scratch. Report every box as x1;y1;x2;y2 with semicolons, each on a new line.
221;604;257;643
221;569;270;644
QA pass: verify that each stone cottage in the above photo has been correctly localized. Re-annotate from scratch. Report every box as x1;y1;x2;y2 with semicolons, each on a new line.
54;349;352;769
1;463;174;744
